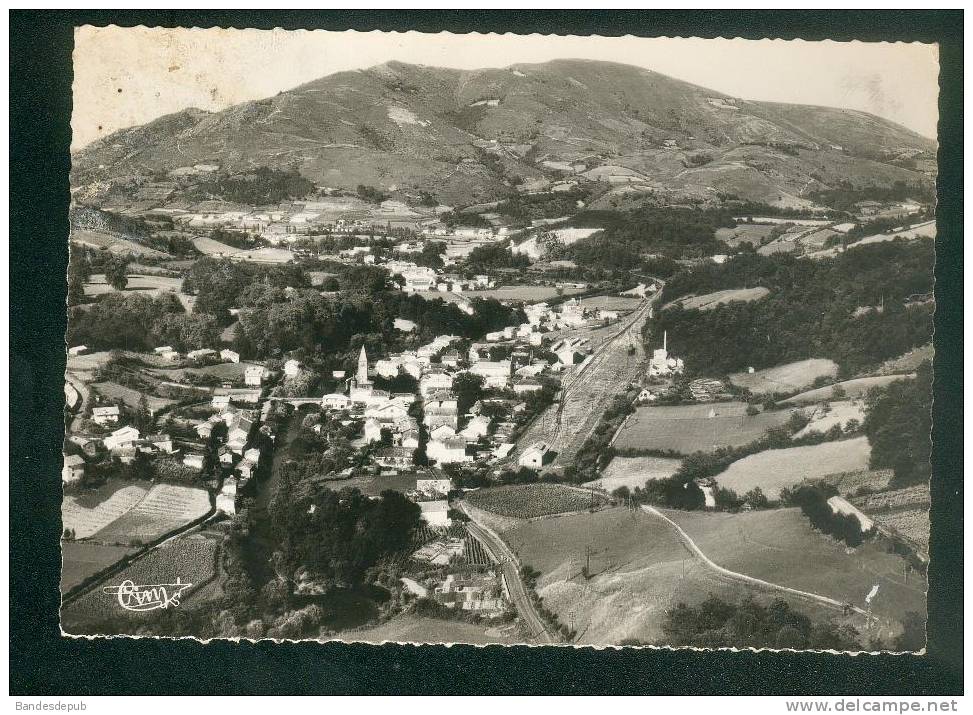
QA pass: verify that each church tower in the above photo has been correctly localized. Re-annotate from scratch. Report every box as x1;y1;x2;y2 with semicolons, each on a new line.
357;345;370;384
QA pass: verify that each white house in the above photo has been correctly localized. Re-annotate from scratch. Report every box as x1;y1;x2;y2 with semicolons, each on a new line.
418;500;451;528
283;359;301;377
321;393;352;410
519;442;550;469
68;345;88;357
427;436;472;464
104;425;140;452
220;349;240;364
183;453;206;471
244;365;265;386
470;360;512;389
460;415;491;440
419;372;454;397
91;405;120;427
211;394;232;410
62;454;85;484
429;423;457;441
187;348;217;361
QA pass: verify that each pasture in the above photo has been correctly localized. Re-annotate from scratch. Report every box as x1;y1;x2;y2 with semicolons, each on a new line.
612;402;798;455
578;295;644;312
504;507;823;646
854;220;936;246
665;287;769;312
782;375;914;405
93;484;212;545
192;235;239;256
586;456;682;492
61;542;137;591
84;273;194;312
729;359;839;395
464;484;604;520
91;381;177;414
713;436;871;499
659;507;925;633
794;401;865;438
62;481;151;538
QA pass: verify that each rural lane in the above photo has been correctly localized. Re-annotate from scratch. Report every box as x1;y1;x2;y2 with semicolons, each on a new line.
460;505;556;644
641;505;869;617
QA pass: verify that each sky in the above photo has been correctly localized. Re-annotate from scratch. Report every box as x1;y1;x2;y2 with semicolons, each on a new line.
72;26;940;150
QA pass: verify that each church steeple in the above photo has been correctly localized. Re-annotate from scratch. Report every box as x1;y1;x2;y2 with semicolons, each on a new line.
357;345;369;384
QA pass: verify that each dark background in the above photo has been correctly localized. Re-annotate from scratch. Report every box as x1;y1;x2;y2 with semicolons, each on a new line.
9;10;963;695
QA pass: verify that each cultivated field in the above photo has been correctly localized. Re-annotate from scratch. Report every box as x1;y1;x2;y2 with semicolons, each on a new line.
84;273;194;312
878;344;934;375
62;482;151;538
585;456;682;492
228;247;294;264
794;401;865;438
854;220;936;246
192;235;239;256
612;402;797;455
782;375;913;405
659;507;926;634
61;542;137;591
665;287;769;312
464;484;604;520
71;229;170;258
870;510;930;554
715;224;776;247
714;436;871;499
91;381;177;413
62;533;221;630
93;484;212;545
818;469;893;496
729;359;839;395
503;507;834;645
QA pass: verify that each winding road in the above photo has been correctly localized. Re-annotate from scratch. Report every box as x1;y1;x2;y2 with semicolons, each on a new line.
461;505;556;644
641;505;868;617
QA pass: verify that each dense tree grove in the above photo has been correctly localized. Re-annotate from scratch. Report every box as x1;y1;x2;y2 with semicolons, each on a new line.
466;241;530;270
269;472;421;590
783;484;868;547
182;257;309;323
66;293;188;351
194;167;315;205
807;180;935;213
661;595;862;650
654;241;934;376
863;362;933;487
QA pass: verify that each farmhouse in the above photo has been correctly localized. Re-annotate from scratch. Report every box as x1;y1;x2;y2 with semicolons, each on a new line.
428;436;472;465
244;365;266;386
434;572;503;612
519;442;550;469
183;453;206;471
220;349;240;363
321;393;352;410
91;405;120;426
187;348;217;361
283;359;302;377
103;425;140;452
62;454;85;484
470;360;512;388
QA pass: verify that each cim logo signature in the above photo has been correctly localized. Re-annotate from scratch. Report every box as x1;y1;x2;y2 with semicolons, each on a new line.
103;578;192;612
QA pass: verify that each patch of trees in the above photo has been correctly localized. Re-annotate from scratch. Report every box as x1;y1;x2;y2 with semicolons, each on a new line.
496;188;589;224
655;242;934;375
685;152;714;166
661;595;862;650
356;184;389;204
210;227;265;250
863;362;932;487
269;473;421;590
66;292;189;352
465;241;530;270
783;484;870;547
441;210;493;228
808;180;935;213
181;257;310;323
194;167;314;205
411;240;446;269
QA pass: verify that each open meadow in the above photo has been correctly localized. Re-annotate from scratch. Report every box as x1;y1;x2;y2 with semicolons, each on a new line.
586;456;682;492
729;359;838;395
91;381;177;413
612;402;798;455
714;436;871;499
577;295;644;312
664;287;770;312
503;507;858;645
71;229;170;259
782;375;913;405
84;273;195;312
794;401;865;438
62;481;152;538
659;506;925;636
61;542;137;591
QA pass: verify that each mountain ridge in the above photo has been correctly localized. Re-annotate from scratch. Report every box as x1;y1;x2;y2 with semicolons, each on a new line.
72;59;936;208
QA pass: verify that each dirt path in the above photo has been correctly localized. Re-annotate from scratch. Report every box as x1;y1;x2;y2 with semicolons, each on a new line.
641;505;868;617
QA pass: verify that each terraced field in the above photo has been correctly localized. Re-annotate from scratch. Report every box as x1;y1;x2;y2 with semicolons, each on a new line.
585;456;682;492
714;437;871;500
729;359;838;395
62;483;151;538
93;484;212;545
612;402;798;455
